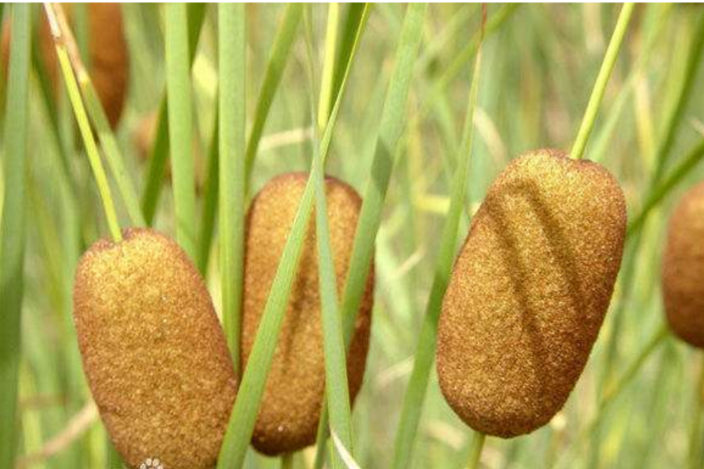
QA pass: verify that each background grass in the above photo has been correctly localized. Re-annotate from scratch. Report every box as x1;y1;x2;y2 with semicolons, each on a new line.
2;4;704;469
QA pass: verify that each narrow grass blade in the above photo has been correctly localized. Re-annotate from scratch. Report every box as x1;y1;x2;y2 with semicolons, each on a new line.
165;3;197;258
628;138;704;237
141;3;206;225
216;4;368;467
314;5;428;468
303;6;357;465
589;4;672;164
201;4;302;272
317;3;340;129
570;3;636;160
651;12;704;180
0;5;31;467
218;3;247;369
197;112;219;274
339;3;428;346
53;4;145;227
312;6;373;465
329;4;367;115
391;9;484;469
419;4;517;119
331;429;362;469
315;162;354;469
46;3;122;243
245;4;303;188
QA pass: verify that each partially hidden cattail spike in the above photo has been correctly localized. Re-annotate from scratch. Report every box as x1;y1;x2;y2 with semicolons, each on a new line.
242;172;374;455
73;228;237;469
437;149;627;438
1;3;128;128
662;181;704;348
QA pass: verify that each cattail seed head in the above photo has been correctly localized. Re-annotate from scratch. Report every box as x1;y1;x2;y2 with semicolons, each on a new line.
662;181;704;348
73;228;237;469
437;149;626;438
242;173;373;455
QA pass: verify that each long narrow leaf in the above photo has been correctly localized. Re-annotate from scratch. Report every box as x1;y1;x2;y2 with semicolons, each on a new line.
218;3;247;370
216;4;369;467
391;11;484;469
314;6;428;468
0;5;31;467
56;4;145;227
141;3;207;225
46;3;122;242
245;4;303;188
339;2;427;355
165;3;197;258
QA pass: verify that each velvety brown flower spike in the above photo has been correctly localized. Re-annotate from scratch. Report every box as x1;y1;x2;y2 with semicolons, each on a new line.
437;149;627;438
662;181;704;348
242;173;374;455
73;229;237;469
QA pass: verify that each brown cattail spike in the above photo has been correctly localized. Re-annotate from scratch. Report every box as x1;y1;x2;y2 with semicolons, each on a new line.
73;228;237;469
437;149;627;438
242;173;373;455
662;181;704;348
1;3;128;128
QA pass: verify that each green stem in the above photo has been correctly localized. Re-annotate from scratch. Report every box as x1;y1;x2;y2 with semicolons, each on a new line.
317;3;340;130
244;4;303;190
56;6;145;228
141;4;207;226
281;453;294;469
0;5;31;468
627;138;704;237
391;9;483;469
47;4;122;243
165;3;197;258
466;432;486;469
570;3;635;160
216;5;365;467
218;2;247;372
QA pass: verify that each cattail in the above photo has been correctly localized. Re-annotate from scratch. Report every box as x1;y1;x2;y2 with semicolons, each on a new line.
242;173;373;455
437;149;626;438
662;181;704;348
1;3;128;128
73;228;237;469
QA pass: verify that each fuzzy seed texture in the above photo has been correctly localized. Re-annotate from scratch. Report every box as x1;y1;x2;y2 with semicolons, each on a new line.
73;229;237;469
437;149;627;438
663;181;704;348
242;173;373;455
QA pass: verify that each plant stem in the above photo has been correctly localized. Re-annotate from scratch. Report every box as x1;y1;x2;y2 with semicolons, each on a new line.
218;3;247;370
165;3;197;258
317;3;340;130
281;453;294;469
141;4;207;225
51;3;145;227
391;7;484;468
244;4;303;190
466;432;486;469
628;138;704;237
570;3;635;160
45;3;122;243
216;4;366;466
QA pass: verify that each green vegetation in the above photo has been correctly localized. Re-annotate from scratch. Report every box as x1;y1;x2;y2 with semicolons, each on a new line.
1;4;704;469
